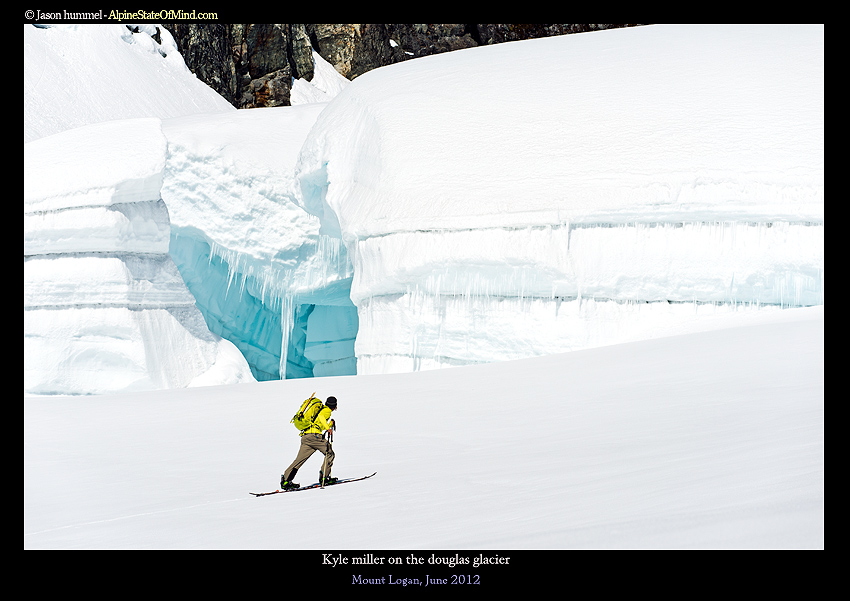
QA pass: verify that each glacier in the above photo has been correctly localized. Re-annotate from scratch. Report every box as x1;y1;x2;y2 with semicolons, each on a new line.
295;24;824;374
24;24;823;395
23;23;824;550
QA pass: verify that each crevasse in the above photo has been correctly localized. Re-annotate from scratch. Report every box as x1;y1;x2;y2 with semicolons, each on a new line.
169;228;356;381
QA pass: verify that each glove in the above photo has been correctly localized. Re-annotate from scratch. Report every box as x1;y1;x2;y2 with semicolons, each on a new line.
329;419;336;430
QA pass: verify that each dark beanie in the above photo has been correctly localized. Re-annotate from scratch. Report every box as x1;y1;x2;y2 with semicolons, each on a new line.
326;396;337;409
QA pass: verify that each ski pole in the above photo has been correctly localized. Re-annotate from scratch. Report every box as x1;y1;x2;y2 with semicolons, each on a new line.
321;441;330;489
321;422;335;488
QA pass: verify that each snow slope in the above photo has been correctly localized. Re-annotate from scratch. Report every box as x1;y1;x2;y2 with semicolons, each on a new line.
24;24;235;143
24;306;823;550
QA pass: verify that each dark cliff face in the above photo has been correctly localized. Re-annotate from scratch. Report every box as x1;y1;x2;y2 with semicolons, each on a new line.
162;24;641;109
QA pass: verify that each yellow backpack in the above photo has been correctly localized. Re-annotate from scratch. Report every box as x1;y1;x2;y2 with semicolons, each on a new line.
291;394;325;432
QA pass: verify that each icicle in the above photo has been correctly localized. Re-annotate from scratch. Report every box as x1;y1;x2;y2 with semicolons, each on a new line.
278;294;295;379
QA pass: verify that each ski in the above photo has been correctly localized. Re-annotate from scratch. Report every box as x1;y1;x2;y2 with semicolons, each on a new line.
250;472;376;496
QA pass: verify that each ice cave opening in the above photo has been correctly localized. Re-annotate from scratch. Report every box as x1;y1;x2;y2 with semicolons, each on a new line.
169;233;358;381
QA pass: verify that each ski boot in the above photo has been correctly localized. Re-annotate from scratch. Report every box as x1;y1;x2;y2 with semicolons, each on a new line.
281;471;300;490
319;470;338;486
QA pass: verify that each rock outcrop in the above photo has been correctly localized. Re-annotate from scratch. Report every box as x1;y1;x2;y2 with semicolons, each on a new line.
163;24;640;108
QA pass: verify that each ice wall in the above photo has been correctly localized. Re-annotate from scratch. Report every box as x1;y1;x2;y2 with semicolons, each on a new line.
296;25;824;374
161;105;356;381
24;119;255;395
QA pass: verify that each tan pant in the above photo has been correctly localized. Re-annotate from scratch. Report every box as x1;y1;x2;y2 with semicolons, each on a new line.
283;433;334;481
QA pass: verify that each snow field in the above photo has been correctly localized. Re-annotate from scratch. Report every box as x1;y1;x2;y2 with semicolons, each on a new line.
24;306;823;549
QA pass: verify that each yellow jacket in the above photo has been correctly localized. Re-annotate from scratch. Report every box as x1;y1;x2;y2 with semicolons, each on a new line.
300;402;333;437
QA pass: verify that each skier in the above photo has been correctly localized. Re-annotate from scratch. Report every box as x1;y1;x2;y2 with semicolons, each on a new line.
281;395;338;489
